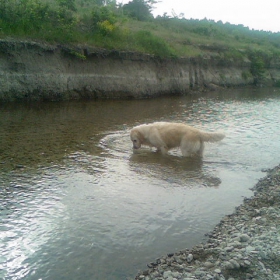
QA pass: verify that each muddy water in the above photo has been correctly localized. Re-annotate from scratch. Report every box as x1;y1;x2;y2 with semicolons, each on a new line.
1;88;280;280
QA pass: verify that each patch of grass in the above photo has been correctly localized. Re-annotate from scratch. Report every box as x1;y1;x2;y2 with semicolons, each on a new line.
0;0;280;61
133;30;176;58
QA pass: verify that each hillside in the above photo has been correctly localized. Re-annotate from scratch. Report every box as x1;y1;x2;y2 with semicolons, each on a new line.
1;0;280;59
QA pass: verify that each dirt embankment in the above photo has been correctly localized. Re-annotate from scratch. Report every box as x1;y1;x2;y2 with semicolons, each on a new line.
0;39;280;102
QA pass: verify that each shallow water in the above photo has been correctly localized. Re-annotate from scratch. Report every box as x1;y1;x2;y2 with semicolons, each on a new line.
1;88;280;280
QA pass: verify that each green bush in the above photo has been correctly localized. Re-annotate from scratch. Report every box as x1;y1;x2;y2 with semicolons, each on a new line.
0;0;76;40
274;80;280;87
123;0;153;21
241;71;253;81
248;51;266;85
91;5;117;28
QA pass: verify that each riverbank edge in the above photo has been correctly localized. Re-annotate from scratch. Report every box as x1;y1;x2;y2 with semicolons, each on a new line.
134;164;280;280
1;39;280;102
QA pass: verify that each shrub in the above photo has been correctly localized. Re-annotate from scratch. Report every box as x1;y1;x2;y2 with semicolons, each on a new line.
97;20;115;35
274;80;280;87
249;53;265;85
0;0;76;40
91;5;116;28
123;0;153;21
241;71;253;81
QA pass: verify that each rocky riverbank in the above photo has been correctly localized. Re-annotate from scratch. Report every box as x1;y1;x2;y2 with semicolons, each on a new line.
134;165;280;280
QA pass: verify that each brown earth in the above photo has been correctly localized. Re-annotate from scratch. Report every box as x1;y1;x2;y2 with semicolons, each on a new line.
0;39;280;102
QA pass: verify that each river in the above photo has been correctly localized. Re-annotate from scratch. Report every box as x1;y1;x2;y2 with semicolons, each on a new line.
0;87;280;280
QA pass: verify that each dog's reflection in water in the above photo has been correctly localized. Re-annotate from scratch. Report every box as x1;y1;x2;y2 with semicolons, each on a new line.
129;150;222;188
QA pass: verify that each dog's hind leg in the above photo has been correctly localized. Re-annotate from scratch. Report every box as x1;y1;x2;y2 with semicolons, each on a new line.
180;140;202;157
197;141;204;157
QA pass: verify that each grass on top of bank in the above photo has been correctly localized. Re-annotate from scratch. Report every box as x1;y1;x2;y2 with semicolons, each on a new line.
0;0;280;60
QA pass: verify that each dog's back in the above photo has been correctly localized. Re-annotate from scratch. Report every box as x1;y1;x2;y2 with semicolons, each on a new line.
153;122;198;148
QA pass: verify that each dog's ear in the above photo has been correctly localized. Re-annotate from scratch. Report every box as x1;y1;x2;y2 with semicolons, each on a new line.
136;130;144;143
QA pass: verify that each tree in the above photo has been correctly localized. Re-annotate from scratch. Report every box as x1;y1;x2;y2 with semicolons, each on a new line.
123;0;154;21
56;0;76;11
92;0;106;5
249;51;266;85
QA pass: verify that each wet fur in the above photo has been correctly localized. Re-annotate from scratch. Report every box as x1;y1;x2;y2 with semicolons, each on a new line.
130;122;225;157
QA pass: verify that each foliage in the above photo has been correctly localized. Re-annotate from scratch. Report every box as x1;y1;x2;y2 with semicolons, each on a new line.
91;5;116;26
0;0;280;61
241;71;253;81
97;20;115;35
66;50;86;60
123;0;153;21
0;0;77;41
57;0;77;11
247;50;267;85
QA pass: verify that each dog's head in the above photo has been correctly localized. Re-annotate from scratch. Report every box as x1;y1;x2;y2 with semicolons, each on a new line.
130;129;144;149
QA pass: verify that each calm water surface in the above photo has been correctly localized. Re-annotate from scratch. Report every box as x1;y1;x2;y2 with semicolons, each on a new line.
1;88;280;280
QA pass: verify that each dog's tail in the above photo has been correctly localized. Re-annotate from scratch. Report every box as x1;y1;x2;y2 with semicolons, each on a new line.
199;130;225;142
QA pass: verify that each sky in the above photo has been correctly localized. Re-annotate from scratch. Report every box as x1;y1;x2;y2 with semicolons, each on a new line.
120;0;280;33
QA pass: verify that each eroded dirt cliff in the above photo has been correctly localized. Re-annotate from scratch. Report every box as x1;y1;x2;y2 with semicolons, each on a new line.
0;39;279;102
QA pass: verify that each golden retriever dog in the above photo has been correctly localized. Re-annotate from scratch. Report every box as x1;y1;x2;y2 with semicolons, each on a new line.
130;122;225;157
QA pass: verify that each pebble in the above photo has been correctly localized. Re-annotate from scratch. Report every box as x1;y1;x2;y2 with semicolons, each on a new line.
135;164;280;280
239;234;250;242
186;254;193;263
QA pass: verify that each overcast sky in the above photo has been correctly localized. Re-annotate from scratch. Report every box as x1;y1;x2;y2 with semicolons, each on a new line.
120;0;280;33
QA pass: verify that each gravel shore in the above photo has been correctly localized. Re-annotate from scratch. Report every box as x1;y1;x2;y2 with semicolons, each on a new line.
134;165;280;280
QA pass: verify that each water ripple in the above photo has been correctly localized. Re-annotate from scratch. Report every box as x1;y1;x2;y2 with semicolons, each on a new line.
1;89;280;280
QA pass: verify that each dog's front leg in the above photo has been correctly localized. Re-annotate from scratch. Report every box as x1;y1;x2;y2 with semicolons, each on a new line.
149;128;167;154
159;146;168;154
